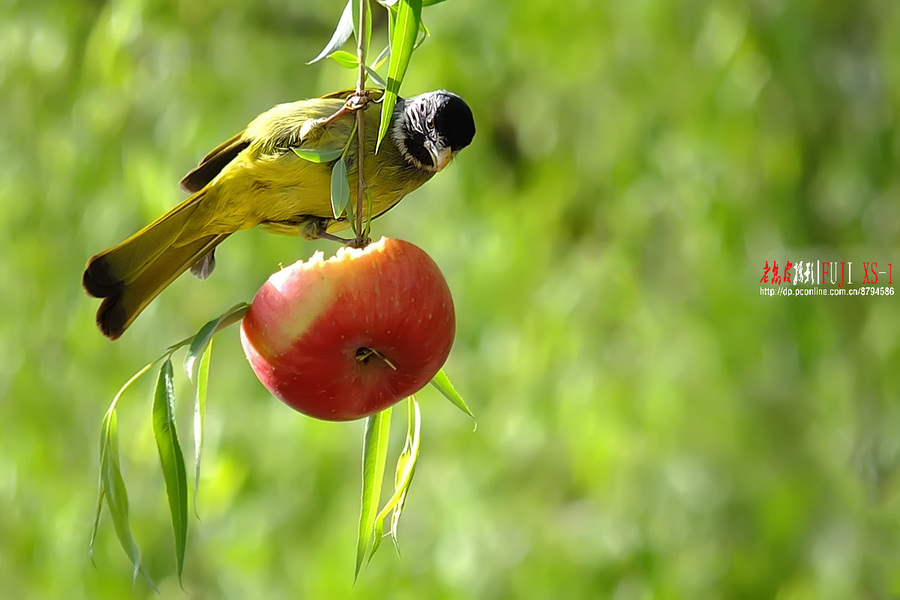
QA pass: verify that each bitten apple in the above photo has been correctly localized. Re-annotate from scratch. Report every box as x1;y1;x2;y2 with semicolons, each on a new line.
240;237;455;421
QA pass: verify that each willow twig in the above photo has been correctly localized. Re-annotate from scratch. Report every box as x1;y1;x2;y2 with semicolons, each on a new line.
353;0;369;246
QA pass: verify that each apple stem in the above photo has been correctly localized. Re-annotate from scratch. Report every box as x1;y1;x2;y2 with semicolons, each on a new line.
355;347;398;371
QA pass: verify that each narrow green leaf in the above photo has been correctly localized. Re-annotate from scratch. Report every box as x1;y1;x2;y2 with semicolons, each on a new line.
101;416;136;576
102;411;157;590
372;44;391;70
220;302;251;327
184;318;217;381
390;397;421;551
429;368;476;425
366;0;373;57
422;0;449;5
308;0;354;64
91;360;158;563
327;50;359;69
293;146;344;164
152;359;188;585
376;0;422;152
331;158;350;219
91;411;116;565
88;487;104;566
193;336;213;518
355;408;393;580
371;396;421;557
414;16;430;51
364;66;387;88
184;302;247;381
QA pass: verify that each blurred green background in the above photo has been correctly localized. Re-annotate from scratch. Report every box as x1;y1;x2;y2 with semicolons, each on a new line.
2;0;899;597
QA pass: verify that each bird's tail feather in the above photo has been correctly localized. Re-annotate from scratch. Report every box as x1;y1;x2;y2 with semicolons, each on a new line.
93;234;228;339
83;190;230;339
83;191;207;297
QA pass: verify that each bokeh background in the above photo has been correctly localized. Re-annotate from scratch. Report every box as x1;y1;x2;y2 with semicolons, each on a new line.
2;0;899;598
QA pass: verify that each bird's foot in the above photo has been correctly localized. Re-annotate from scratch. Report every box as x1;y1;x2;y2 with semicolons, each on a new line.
322;91;372;126
347;234;371;249
345;90;371;111
313;231;370;248
314;231;353;244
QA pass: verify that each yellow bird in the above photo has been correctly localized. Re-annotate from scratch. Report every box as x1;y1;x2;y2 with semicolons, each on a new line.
82;89;475;340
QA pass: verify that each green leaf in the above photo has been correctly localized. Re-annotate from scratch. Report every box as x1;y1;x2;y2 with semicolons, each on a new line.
91;360;158;568
193;335;212;518
184;318;218;381
308;0;354;64
152;359;188;585
376;0;422;152
331;157;350;219
328;50;359;69
184;302;247;381
371;396;421;557
364;66;387;88
422;0;450;5
355;408;393;580
415;18;430;50
293;146;344;164
88;486;104;566
429;368;476;425
372;44;391;70
101;410;157;590
390;397;421;551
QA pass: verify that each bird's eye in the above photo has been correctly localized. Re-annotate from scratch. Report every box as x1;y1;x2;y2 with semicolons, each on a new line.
427;118;435;130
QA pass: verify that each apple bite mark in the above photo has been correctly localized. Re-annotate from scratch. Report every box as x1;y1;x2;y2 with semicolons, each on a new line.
260;251;336;356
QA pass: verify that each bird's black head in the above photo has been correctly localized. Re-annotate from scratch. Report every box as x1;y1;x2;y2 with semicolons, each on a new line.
393;90;475;172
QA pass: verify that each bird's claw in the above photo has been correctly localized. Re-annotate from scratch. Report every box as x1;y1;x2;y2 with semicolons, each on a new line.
348;235;371;249
321;91;371;127
345;90;371;112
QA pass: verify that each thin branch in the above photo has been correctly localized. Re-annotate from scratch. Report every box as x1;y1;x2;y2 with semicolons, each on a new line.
354;0;368;245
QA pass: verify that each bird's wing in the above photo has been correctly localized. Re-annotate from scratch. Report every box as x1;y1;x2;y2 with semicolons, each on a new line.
248;98;355;158
283;89;387;159
179;133;250;193
319;88;385;102
178;90;388;193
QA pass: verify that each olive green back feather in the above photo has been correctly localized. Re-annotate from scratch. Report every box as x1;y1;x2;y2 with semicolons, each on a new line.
84;88;430;339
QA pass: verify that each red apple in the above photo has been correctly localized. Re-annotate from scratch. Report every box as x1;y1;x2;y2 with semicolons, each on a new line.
240;237;455;421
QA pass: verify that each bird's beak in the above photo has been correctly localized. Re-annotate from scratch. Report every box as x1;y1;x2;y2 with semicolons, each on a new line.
425;140;452;172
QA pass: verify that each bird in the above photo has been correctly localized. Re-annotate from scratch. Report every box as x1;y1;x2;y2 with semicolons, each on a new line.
82;89;475;340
